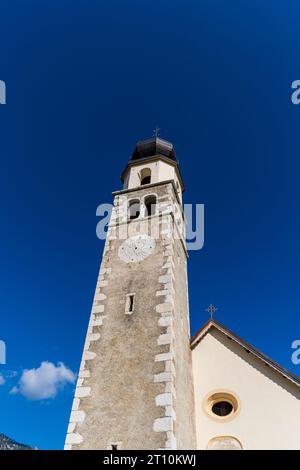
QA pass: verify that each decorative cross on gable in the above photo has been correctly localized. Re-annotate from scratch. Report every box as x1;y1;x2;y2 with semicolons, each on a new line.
205;304;218;319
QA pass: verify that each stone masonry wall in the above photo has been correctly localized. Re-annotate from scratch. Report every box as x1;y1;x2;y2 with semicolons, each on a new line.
64;182;196;450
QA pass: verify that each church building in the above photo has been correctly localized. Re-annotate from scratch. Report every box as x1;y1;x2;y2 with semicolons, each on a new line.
64;137;300;450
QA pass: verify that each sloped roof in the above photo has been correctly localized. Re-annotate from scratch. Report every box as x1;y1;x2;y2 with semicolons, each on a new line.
131;137;178;162
190;319;300;388
120;136;185;191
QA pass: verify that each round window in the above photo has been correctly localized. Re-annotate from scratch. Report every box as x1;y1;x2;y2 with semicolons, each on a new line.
212;400;233;417
204;391;239;421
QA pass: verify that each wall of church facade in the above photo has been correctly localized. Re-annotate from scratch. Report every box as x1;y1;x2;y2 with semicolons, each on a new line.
192;328;300;449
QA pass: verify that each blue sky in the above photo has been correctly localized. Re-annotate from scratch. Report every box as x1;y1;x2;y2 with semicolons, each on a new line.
0;0;300;450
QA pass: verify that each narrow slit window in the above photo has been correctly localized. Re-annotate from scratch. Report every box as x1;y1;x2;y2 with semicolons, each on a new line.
125;294;135;314
107;441;122;450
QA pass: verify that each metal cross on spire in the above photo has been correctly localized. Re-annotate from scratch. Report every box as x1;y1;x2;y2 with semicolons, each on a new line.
205;304;218;320
153;125;160;138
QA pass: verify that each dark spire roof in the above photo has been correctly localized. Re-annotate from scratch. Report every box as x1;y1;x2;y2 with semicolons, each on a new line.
121;136;185;192
131;137;178;163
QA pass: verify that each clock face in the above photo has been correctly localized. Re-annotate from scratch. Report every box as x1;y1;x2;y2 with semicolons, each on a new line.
118;235;156;263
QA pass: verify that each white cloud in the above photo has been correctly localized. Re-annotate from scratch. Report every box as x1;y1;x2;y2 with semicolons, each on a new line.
0;374;5;385
11;361;76;400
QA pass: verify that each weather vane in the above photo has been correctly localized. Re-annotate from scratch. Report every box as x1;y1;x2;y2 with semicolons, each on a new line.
153;125;160;138
205;304;218;319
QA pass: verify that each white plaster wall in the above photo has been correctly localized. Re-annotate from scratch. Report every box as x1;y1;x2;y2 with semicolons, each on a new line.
124;160;182;201
126;161;159;189
192;328;300;450
158;161;182;202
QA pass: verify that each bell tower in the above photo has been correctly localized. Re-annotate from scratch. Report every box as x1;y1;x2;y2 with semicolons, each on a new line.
64;137;196;450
